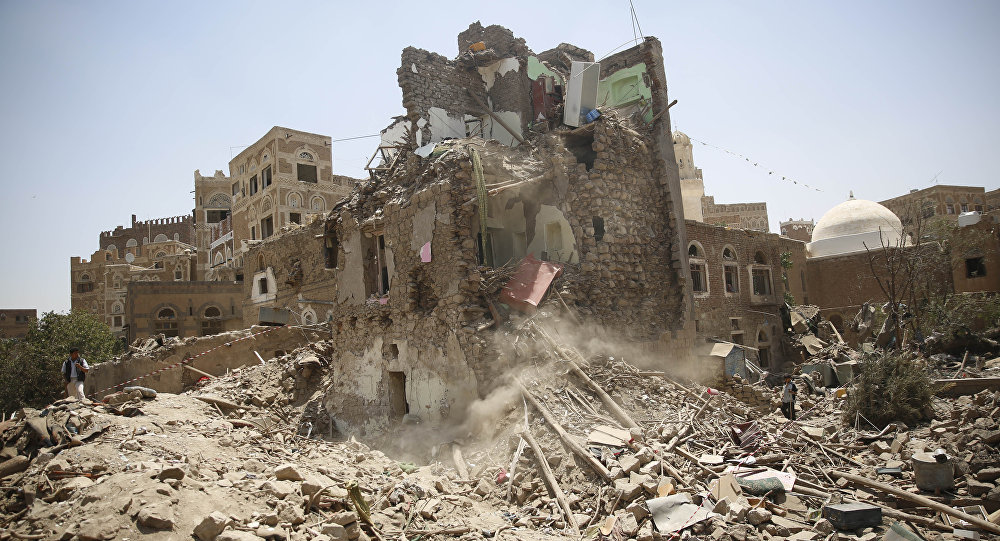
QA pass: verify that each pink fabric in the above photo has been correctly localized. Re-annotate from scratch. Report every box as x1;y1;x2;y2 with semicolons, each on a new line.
500;255;563;312
420;241;432;262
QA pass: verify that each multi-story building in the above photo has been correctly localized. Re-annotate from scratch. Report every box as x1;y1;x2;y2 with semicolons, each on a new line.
227;127;354;273
672;131;770;232
880;184;993;226
125;281;244;341
193;169;233;279
71;232;198;338
0;309;36;339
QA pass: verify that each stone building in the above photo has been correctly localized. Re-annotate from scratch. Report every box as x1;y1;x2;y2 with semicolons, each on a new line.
125;281;244;342
949;213;1000;295
672;131;770;232
686;221;807;369
779;219;815;242
0;309;36;339
226;127;354;278
193;169;233;279
71;235;198;337
880;184;994;225
98;214;194;256
241;23;693;437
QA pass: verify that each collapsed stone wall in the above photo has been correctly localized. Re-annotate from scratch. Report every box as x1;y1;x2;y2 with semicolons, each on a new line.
85;326;319;396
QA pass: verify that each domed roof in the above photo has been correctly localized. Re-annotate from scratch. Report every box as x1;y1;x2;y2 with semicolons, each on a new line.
811;194;902;244
673;131;690;145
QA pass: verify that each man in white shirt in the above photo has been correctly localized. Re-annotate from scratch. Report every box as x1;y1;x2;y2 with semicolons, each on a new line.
780;375;797;421
61;348;90;400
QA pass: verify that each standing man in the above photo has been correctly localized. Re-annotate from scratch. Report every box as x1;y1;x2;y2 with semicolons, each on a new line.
780;374;797;421
61;348;89;400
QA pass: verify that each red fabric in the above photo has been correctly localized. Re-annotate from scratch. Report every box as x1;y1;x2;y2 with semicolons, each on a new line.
500;255;563;313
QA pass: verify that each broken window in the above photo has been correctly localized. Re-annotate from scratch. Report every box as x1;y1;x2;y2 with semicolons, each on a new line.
250;175;258;195
155;308;178;337
289;212;301;225
592;217;605;241
757;347;770;368
966;257;987;278
388;371;408;419
752;268;773;296
297;164;318;183
690;262;707;293
261;165;272;188
261;216;274;239
324;229;339;269
362;233;389;297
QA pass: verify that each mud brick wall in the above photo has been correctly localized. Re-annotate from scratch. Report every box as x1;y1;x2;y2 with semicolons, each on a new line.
100;215;195;253
397;47;483;123
457;22;531;58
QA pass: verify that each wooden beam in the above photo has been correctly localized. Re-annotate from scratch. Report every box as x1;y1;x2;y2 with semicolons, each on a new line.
467;89;529;146
521;430;580;536
183;365;215;379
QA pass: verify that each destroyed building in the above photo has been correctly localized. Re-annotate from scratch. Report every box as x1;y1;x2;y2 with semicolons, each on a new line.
238;23;695;436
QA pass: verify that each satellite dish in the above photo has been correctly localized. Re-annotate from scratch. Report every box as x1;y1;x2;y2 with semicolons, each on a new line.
125;253;135;264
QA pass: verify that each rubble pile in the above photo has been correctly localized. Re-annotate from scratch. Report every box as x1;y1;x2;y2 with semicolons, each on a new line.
4;312;1000;541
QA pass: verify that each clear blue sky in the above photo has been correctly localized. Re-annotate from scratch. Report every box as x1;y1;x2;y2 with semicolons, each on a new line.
1;1;997;314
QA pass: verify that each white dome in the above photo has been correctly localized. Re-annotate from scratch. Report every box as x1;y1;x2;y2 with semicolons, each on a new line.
807;196;905;258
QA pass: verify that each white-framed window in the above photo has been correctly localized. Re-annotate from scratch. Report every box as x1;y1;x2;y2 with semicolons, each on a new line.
688;242;708;294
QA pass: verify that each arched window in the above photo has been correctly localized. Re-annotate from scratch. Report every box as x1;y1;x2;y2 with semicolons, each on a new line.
754;251;767;264
213;252;224;266
80;274;91;282
155;251;166;259
311;196;325;211
299;152;314;161
204;306;221;318
126;239;138;248
722;246;738;293
206;193;231;208
157;308;176;320
154;233;169;243
688;242;707;294
112;302;123;314
105;252;111;261
287;193;302;208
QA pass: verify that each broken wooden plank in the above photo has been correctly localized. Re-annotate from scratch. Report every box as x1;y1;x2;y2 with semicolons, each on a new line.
831;471;1000;535
521;429;580;536
0;456;29;479
467;89;529;146
194;395;242;411
518;381;611;482
451;444;469;480
183;365;215;379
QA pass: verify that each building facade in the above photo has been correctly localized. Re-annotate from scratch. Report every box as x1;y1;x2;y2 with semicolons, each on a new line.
779;218;815;242
227;127;354;276
193;169;233;279
0;309;36;339
686;221;808;369
125;281;244;341
880;185;993;225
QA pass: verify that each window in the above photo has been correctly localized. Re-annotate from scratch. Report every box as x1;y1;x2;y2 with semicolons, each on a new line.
298;164;318;183
204;306;221;318
324;229;339;269
258;277;269;294
311;197;324;211
112;315;123;328
976;205;983;213
946;204;955;215
690;262;707;293
261;216;274;239
157;308;176;320
289;212;301;225
752;268;772;295
251;226;256;240
723;247;739;293
262;165;272;188
299;151;314;160
592;217;605;241
232;182;240;196
730;318;741;330
174;270;183;280
201;319;222;336
206;210;229;223
966;257;987;278
362;233;389;297
961;203;969;213
730;333;744;345
688;243;707;294
250;175;258;195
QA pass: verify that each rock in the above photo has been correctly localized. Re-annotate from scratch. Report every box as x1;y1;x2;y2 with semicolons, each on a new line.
301;477;325;497
619;454;641;474
75;519;119;541
473;478;494;496
626;500;649;521
137;504;175;530
275;499;306;525
53;476;94;501
274;463;304;481
748;507;772;525
193;511;229;540
329;511;358;525
636;521;655;541
976;467;1000;482
813;518;834;534
613;478;642;501
987;484;1000;502
618;512;639;536
158;466;185;481
321;523;348;540
256;525;288;540
260;480;296;498
216;532;259;541
968;480;994;497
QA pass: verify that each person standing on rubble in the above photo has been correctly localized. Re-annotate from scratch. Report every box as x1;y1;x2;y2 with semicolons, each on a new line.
61;347;89;400
780;374;797;421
